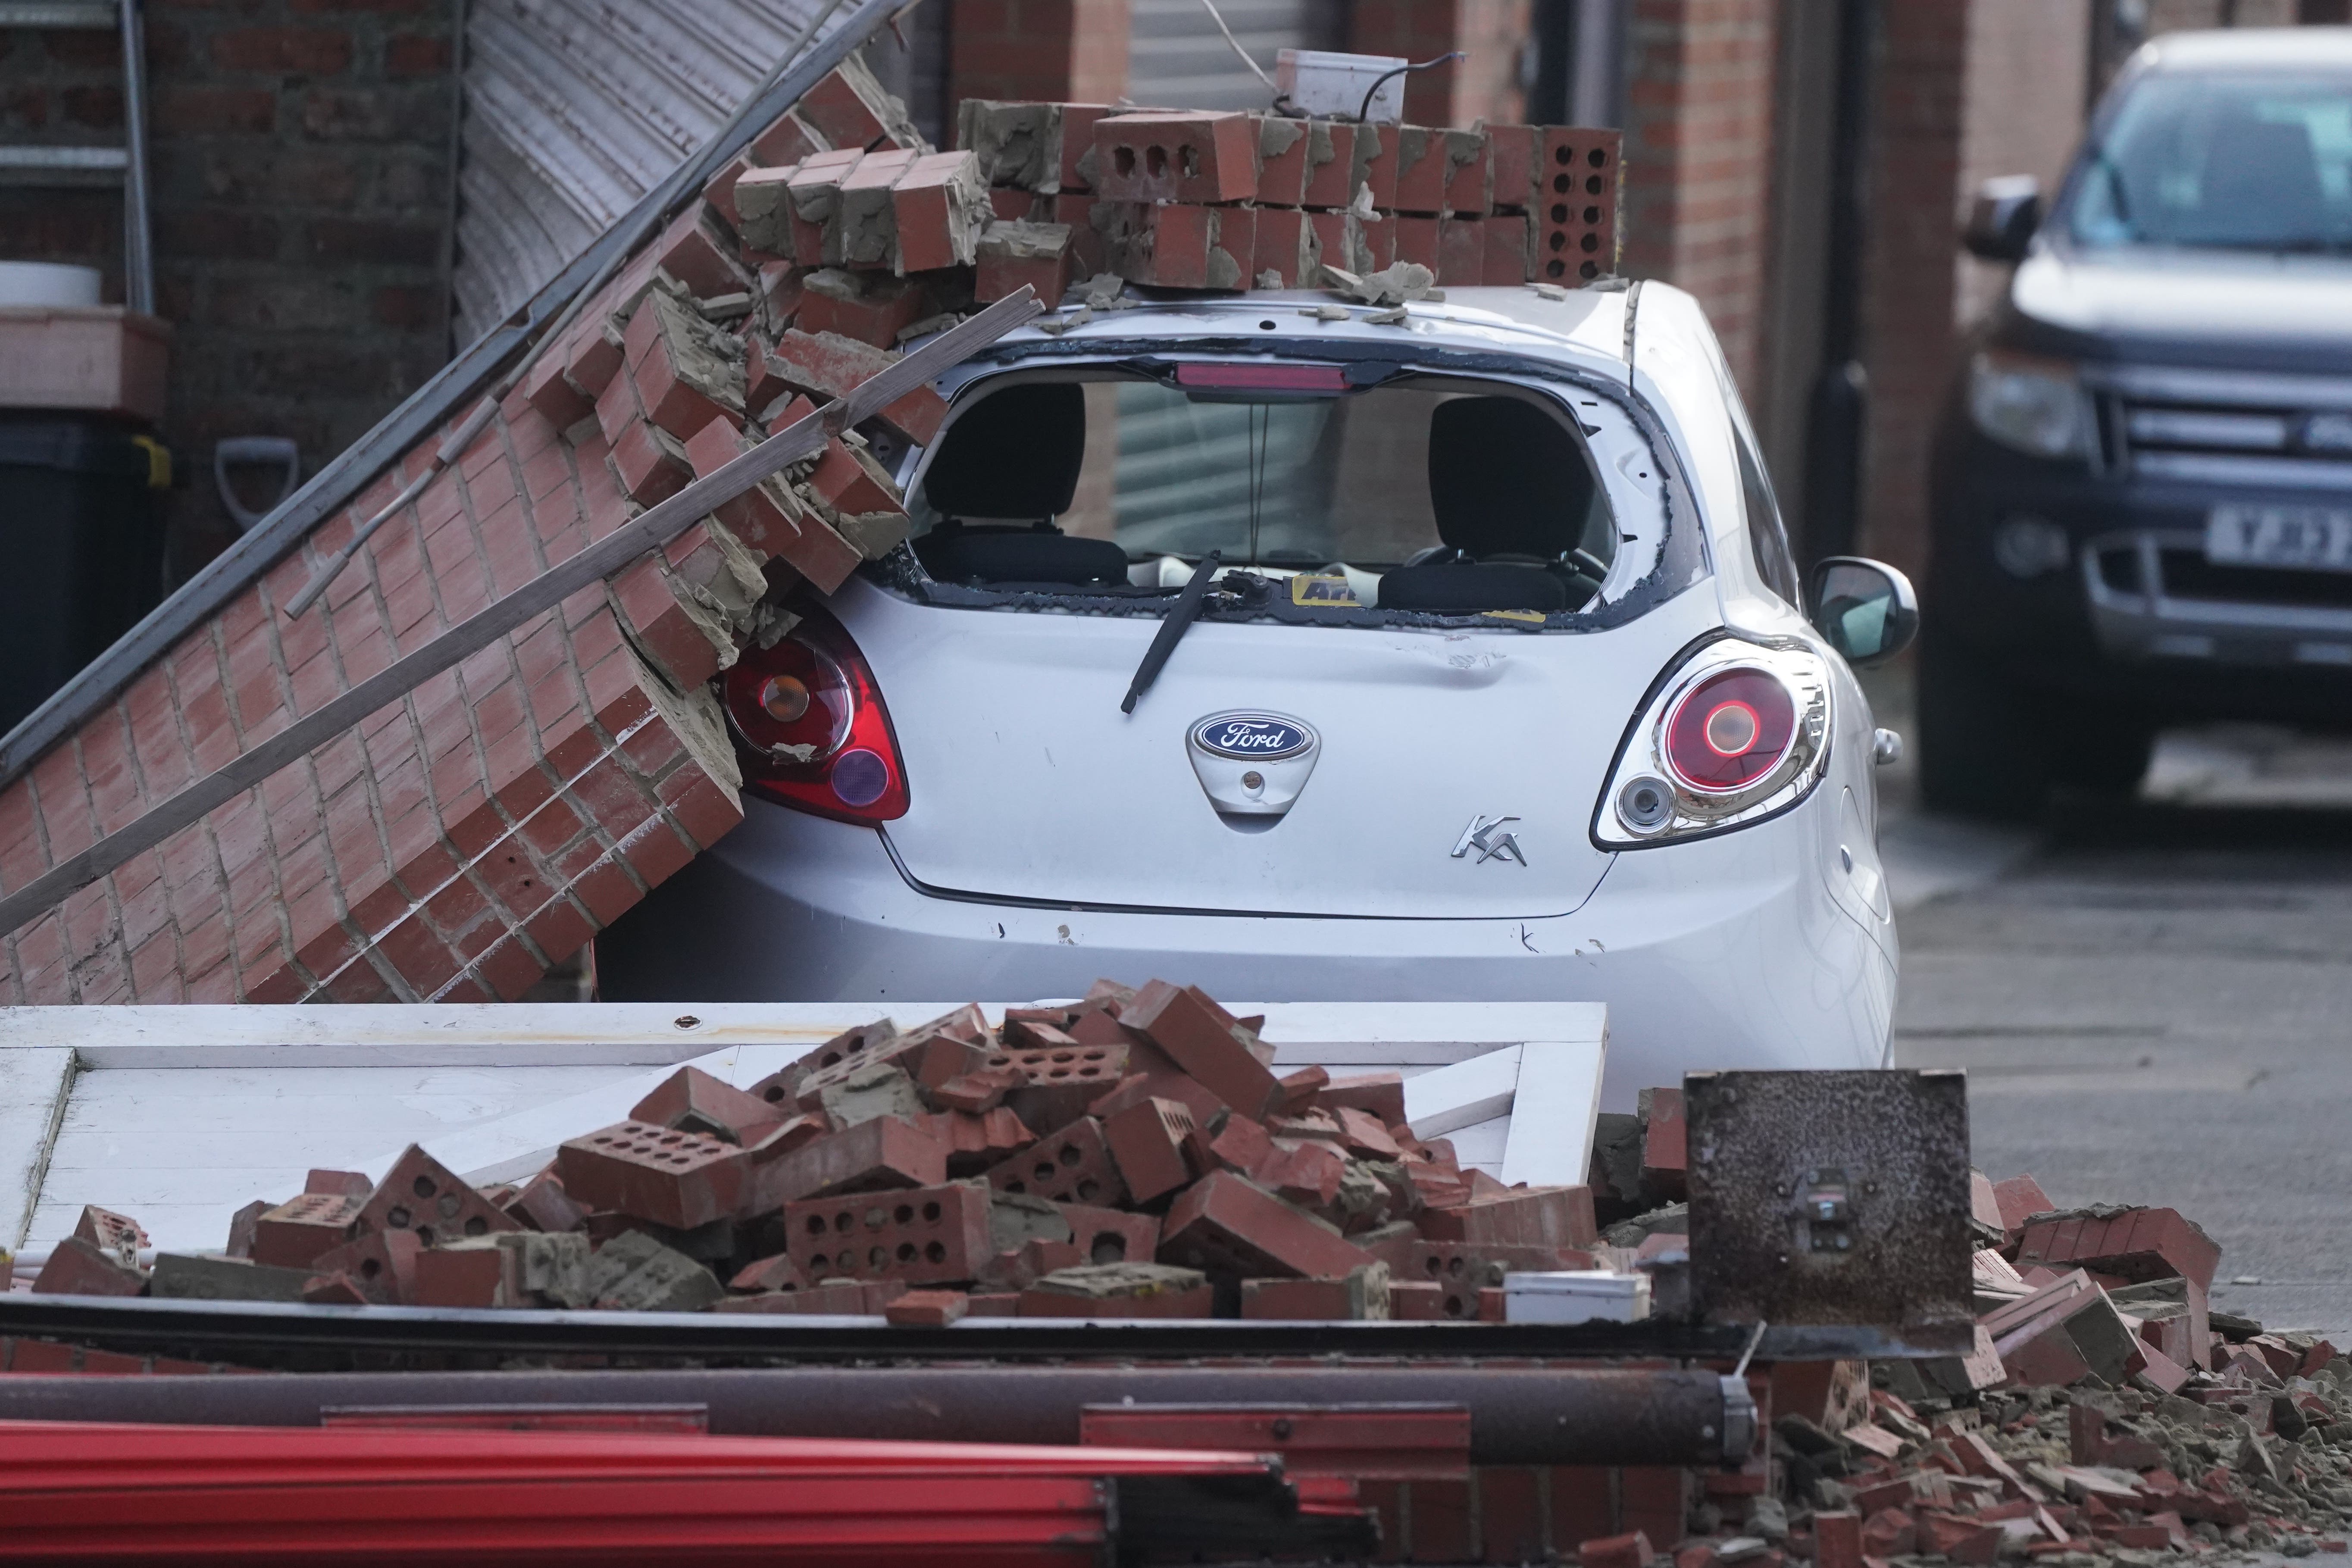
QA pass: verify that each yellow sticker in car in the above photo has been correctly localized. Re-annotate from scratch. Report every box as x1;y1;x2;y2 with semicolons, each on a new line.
1290;575;1358;607
1480;608;1547;624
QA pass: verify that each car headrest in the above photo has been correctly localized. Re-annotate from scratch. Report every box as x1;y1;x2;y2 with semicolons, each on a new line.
1426;396;1589;560
921;382;1087;520
2198;117;2324;238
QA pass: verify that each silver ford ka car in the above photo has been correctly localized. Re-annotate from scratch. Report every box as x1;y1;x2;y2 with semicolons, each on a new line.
596;279;1919;1108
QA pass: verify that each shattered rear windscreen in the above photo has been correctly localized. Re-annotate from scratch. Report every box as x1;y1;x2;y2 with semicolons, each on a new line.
902;371;1619;615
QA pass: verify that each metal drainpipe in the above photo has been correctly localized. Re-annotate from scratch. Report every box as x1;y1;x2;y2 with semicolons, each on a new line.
1799;0;1878;567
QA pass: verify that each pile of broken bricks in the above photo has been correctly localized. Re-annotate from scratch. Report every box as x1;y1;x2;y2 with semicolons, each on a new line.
507;58;1628;642
24;980;1612;1324
1568;1171;2352;1568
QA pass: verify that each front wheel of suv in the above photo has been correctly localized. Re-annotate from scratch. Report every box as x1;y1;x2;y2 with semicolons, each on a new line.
1917;633;2154;819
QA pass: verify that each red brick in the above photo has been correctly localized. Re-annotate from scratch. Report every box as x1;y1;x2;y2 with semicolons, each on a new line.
764;329;946;446
1815;1510;1863;1568
1419;1185;1598;1250
1054;1200;1159;1267
885;1288;970;1327
308;1229;423;1304
1102;1096;1199;1204
1437;215;1486;287
795;61;904;153
1113;203;1255;291
1357;123;1401;210
1537;128;1623;285
1580;1530;1655;1568
785;1181;992;1286
796;269;929;349
1992;1174;2053;1234
1488;124;1541;213
782;149;866;265
31;1236;144;1296
1118;980;1281;1118
1239;1266;1388;1320
413;1245;510;1308
893;150;989;272
2015;1207;2220;1291
1301;120;1366;209
652;202;747;301
751;1114;948;1210
251;1192;362;1270
1251;208;1322;288
1160;1170;1376;1281
1093;111;1258;204
985;1115;1126;1208
629;1066;778;1144
557;1119;747;1230
976;219;1076;305
354;1143;521;1249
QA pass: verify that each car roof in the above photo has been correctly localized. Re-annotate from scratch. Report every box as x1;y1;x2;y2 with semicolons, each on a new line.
2142;25;2352;71
985;285;1636;382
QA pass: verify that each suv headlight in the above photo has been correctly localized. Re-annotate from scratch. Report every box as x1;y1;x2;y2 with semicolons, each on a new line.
1969;350;2089;459
1593;639;1832;848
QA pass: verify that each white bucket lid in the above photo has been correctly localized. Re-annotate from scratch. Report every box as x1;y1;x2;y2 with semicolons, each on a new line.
0;261;104;308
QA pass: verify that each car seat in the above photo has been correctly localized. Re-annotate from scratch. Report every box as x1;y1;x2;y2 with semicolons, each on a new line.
914;382;1131;587
1376;397;1604;614
2193;117;2325;247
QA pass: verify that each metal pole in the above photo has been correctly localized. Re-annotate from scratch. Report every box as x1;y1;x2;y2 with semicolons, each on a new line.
117;0;154;315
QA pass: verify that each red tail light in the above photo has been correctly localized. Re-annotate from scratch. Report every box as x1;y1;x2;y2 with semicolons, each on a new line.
1661;667;1796;793
722;607;909;824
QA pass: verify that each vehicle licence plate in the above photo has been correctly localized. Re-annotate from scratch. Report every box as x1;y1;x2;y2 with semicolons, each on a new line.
2205;506;2352;573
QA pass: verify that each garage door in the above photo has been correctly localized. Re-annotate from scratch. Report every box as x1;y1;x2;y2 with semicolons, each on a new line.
1126;0;1341;113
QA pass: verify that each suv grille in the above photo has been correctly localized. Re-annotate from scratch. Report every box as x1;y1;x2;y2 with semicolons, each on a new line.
2096;365;2352;490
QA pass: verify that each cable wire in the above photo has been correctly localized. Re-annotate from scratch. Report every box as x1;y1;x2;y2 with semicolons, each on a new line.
1194;0;1276;91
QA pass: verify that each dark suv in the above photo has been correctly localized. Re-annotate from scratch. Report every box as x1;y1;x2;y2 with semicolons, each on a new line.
1924;27;2352;818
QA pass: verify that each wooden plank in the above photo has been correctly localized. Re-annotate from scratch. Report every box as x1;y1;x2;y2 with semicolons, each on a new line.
1399;1046;1523;1139
2;1047;72;1250
1498;1038;1608;1187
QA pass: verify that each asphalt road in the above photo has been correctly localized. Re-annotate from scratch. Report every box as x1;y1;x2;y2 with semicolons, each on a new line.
1871;692;2352;1343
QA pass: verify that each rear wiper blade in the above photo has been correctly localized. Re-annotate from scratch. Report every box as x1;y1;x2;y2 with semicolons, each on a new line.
1121;552;1221;714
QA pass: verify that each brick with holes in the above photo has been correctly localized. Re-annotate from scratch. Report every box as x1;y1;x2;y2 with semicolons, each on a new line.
999;1040;1132;1134
630;1066;779;1145
1055;1201;1161;1267
251;1192;363;1270
1103;1096;1201;1204
306;1229;422;1305
355;1145;520;1249
555;1121;750;1231
984;1116;1128;1208
1093;112;1258;205
72;1205;148;1268
306;1170;372;1199
1537;128;1623;285
785;1180;992;1286
750;1113;949;1211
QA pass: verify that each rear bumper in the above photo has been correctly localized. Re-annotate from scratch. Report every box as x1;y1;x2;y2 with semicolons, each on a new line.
594;794;1895;1112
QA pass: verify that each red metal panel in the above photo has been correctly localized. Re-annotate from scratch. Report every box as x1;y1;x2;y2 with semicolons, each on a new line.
0;1418;1353;1564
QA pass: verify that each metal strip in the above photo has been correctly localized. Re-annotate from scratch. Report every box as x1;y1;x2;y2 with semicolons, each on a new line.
0;0;902;795
0;289;1040;941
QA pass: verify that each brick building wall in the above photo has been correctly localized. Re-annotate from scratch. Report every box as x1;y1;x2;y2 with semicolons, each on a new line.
0;1;461;576
0;232;791;1003
1349;0;1533;129
1617;0;1780;395
1954;0;2089;331
946;0;1131;110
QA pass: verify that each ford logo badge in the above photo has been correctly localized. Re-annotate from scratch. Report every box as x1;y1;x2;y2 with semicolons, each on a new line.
1191;713;1315;761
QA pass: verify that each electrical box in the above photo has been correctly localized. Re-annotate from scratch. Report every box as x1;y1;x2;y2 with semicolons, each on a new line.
1274;50;1409;125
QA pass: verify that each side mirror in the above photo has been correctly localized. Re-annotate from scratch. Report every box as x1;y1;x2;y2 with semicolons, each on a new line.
1962;175;2041;263
1809;556;1918;668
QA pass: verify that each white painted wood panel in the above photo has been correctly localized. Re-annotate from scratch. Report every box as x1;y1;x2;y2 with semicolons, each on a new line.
1499;1039;1609;1187
3;1047;72;1249
6;1002;1606;1258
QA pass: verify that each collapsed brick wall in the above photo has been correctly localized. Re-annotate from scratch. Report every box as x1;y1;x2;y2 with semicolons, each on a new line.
0;2;460;568
0;63;933;1005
